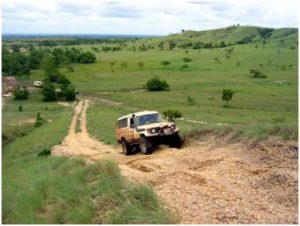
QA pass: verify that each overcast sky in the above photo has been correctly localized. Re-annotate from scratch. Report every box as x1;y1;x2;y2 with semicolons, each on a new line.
2;0;298;35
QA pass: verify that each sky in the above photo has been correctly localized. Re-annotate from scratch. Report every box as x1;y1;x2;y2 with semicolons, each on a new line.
2;0;298;35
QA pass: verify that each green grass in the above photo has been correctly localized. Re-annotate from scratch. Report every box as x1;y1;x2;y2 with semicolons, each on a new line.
2;27;298;223
87;104;130;145
39;37;295;143
80;41;297;142
3;94;176;224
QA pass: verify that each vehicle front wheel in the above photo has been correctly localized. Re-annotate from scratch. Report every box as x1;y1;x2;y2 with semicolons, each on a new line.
169;133;182;149
140;136;153;155
121;139;132;155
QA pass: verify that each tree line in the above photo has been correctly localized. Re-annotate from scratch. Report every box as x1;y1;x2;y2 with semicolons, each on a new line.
2;47;96;77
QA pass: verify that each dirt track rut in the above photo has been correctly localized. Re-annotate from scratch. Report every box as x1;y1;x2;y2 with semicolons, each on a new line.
52;100;298;224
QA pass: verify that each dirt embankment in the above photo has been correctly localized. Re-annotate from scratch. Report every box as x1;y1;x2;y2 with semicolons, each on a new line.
52;100;298;224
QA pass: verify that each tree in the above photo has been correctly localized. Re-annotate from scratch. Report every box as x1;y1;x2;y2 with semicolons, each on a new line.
160;60;170;69
42;57;62;82
42;80;57;101
52;48;66;66
28;49;45;69
78;51;96;63
222;89;234;108
137;62;144;70
57;74;71;87
2;52;31;77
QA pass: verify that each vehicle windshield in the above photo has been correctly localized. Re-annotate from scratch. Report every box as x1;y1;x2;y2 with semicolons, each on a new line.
134;113;162;126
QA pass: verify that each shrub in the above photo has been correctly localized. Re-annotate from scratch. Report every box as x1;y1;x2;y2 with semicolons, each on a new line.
163;109;182;122
187;96;196;105
38;148;51;156
67;65;74;72
13;86;29;100
280;64;287;71
249;69;267;78
180;64;189;71
63;84;76;101
160;61;170;69
34;112;46;128
183;57;192;62
145;76;169;91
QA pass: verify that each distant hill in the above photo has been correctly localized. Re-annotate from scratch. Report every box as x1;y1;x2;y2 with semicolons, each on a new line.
161;25;298;48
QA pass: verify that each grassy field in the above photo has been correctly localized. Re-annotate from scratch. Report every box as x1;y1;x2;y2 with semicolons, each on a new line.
2;26;298;223
2;94;176;224
58;37;297;143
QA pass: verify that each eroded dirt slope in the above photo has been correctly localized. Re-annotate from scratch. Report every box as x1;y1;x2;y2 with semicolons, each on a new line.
52;100;298;224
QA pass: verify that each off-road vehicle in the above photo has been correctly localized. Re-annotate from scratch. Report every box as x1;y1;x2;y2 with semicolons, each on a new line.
116;111;181;155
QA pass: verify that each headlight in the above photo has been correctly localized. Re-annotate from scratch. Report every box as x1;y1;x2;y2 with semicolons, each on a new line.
147;128;158;134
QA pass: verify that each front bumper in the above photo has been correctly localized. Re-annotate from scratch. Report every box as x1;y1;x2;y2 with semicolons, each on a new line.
146;132;179;145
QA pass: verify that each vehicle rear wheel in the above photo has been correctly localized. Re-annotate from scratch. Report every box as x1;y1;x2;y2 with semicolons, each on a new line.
169;133;182;149
121;139;132;155
140;136;153;154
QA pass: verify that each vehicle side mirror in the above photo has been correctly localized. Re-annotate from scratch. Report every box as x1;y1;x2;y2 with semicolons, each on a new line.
130;117;134;128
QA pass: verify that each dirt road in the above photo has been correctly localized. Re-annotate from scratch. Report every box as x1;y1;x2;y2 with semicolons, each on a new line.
52;100;298;224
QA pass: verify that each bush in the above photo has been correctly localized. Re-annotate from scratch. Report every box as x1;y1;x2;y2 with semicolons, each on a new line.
187;96;196;105
63;85;76;101
163;109;182;122
183;57;192;62
37;148;51;156
34;112;46;128
13;86;29;100
160;61;170;69
145;76;169;91
249;69;267;78
180;64;189;71
18;104;23;112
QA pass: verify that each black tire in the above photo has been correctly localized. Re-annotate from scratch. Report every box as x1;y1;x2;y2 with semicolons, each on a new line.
121;139;132;155
169;133;182;149
140;136;153;155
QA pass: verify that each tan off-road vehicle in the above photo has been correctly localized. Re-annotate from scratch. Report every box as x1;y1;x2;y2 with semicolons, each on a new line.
116;111;181;155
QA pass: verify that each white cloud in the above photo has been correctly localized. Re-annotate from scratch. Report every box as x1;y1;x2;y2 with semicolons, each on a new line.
2;0;298;34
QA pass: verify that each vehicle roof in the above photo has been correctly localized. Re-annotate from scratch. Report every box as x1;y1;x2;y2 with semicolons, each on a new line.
117;111;159;120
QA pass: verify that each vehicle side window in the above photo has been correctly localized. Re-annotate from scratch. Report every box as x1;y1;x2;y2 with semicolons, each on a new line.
118;118;128;128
